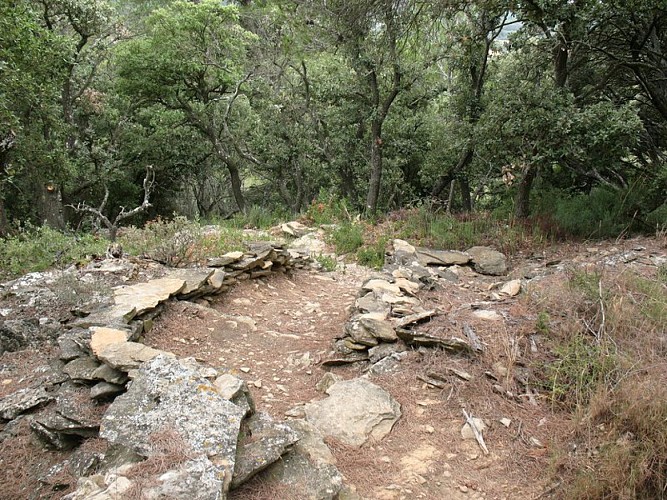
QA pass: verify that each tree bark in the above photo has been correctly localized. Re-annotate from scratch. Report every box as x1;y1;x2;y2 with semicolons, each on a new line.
514;165;537;219
0;199;8;237
225;159;246;213
459;177;472;212
432;149;474;197
366;120;384;214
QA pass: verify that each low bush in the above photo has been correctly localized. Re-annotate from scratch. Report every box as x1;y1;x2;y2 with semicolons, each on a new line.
330;223;364;255
356;237;388;269
121;216;263;267
0;225;107;279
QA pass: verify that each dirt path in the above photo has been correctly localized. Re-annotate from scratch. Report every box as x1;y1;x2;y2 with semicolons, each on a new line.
146;263;552;500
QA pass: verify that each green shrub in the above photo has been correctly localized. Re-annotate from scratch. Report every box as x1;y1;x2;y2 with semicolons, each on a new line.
120;216;256;266
222;205;286;230
0;225;107;279
551;188;636;238
547;334;619;408
356;238;388;269
330;223;364;254
305;190;354;225
315;254;337;272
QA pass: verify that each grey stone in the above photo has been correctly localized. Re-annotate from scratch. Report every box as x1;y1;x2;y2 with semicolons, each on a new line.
140;456;226;500
100;355;246;495
361;279;401;295
416;248;471;266
281;221;313;237
315;373;342;394
91;364;128;385
231;412;299;488
261;419;343;500
355;292;390;314
0;319;40;354
289;233;327;256
321;351;369;366
389;239;417;265
396;330;474;354
466;246;508;276
96;342;173;372
344;320;379;347
58;334;87;362
90;382;125;400
394;310;437;329
359;317;397;342
0;386;54;420
368;343;407;364
63;356;101;382
304;378;401;447
213;373;256;417
366;352;408;376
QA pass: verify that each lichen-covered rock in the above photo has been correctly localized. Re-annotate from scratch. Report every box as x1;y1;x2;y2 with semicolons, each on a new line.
63;356;101;382
0;386;54;420
260;419;344;500
100;355;246;497
213;374;255;417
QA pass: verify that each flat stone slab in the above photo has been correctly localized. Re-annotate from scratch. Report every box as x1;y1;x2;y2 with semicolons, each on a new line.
207;251;244;267
113;278;186;317
0;386;54;420
304;378;401;447
96;342;173;372
90;327;130;357
416;248;471;266
361;279;402;295
164;269;215;295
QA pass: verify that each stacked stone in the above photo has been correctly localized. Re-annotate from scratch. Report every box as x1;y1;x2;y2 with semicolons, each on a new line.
326;239;507;367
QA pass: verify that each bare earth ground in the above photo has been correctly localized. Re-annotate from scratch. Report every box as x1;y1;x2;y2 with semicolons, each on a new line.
1;236;665;499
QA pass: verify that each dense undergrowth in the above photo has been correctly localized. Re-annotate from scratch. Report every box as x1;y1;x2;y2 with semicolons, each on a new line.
1;186;666;280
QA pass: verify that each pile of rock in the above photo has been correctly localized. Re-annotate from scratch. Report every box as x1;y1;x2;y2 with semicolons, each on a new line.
326;240;506;367
0;239;353;499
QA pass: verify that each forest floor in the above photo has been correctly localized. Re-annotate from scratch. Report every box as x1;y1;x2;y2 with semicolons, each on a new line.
1;233;665;499
146;234;665;500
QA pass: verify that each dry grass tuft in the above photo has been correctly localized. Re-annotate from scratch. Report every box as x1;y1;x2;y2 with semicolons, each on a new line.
534;264;667;499
123;428;196;499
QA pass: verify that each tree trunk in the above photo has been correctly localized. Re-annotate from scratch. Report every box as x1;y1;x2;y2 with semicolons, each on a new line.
0;198;8;237
514;165;537;219
225;160;246;213
432;149;474;197
365;120;383;214
38;181;65;230
459;177;472;212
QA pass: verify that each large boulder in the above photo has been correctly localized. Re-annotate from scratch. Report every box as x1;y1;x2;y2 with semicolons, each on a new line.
100;355;246;498
304;378;401;447
466;246;508;276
